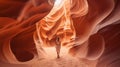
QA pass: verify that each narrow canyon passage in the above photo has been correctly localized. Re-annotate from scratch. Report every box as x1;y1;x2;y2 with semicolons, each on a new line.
0;0;120;67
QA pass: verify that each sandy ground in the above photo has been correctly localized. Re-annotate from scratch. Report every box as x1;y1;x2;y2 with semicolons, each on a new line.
0;47;97;67
29;55;93;67
30;47;97;67
0;55;97;67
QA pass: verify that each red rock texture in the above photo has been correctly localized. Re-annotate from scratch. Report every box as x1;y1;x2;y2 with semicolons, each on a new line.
0;0;120;67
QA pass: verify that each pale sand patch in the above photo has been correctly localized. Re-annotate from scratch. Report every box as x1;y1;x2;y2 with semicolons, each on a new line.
29;55;91;67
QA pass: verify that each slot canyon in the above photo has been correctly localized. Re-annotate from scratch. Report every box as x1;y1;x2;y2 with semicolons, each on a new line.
0;0;120;67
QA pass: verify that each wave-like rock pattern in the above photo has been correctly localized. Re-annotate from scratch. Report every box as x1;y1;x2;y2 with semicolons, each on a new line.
0;0;120;67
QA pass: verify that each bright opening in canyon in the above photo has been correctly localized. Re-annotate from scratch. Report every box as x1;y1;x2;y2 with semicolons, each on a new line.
54;0;62;6
0;0;120;67
34;0;78;58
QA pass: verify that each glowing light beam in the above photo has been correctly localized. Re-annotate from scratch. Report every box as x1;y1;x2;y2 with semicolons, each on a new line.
54;0;62;6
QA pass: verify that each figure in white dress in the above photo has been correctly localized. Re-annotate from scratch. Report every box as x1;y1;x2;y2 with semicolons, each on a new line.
55;37;61;58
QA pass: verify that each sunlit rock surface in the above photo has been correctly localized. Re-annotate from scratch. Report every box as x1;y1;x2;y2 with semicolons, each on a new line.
0;0;120;67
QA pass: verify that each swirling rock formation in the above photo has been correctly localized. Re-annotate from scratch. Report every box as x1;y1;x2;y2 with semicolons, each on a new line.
0;0;120;67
